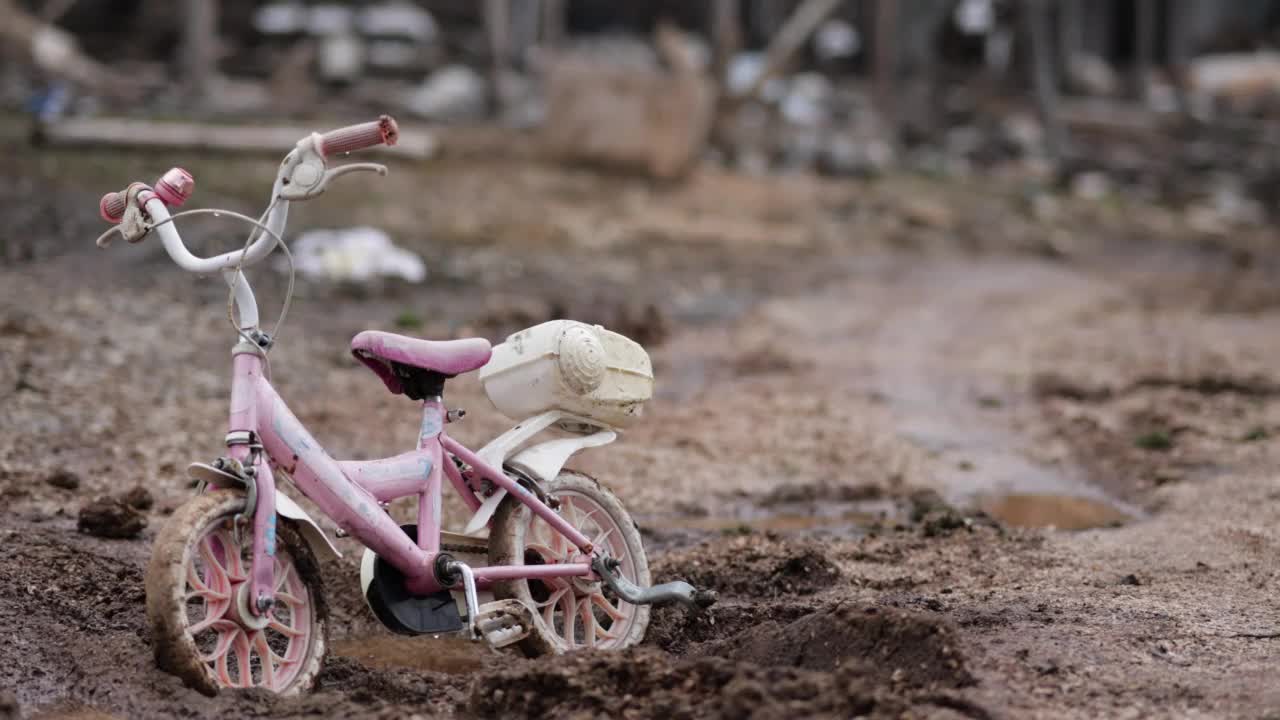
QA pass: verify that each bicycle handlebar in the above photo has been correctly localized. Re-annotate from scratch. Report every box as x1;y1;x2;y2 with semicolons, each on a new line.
317;115;399;157
99;168;194;224
97;117;397;273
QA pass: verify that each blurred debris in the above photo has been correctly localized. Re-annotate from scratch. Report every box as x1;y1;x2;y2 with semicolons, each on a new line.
78;495;147;539
733;0;843;103
1065;54;1120;98
404;64;487;121
45;469;80;491
123;485;155;512
541;24;715;180
0;0;138;100
35;117;437;159
1187;52;1280;109
289;227;426;284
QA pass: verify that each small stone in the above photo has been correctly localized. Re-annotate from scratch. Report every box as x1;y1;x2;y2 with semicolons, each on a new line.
1119;573;1142;586
78;496;147;539
45;469;81;490
122;485;155;511
0;690;18;720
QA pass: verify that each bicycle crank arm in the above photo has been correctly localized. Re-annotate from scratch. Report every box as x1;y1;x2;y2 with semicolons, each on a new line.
591;556;717;610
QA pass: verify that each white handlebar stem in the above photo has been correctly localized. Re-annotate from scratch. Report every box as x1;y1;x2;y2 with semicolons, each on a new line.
148;194;290;275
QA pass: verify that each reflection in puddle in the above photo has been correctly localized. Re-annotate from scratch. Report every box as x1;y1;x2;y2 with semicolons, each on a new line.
979;493;1130;530
331;634;486;675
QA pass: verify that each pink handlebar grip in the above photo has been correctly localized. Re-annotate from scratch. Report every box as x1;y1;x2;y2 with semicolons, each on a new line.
318;115;399;156
98;169;194;225
154;167;195;208
100;191;127;224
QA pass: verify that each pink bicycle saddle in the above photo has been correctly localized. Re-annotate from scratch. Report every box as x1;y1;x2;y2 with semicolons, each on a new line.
351;331;492;395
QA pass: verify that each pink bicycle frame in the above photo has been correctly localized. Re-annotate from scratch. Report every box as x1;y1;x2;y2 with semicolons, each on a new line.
227;349;596;613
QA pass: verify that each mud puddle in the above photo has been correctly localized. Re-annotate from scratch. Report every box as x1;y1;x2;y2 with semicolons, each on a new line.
978;492;1132;530
329;634;486;675
639;495;898;550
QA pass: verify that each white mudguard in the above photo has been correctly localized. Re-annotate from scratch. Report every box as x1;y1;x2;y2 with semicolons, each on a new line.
276;491;343;561
461;426;617;537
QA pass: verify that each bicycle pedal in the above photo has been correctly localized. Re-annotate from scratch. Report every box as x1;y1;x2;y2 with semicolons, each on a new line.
473;599;534;649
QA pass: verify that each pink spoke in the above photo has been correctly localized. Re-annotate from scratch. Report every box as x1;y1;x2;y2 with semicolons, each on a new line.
200;621;241;663
535;586;569;610
559;592;577;646
590;526;617;552
234;628;252;688
197;538;231;589
579;598;596;648
268;618;304;639
252;631;277;691
216;530;248;583
189;610;229;636
590;592;627;622
541;588;563;629
594;619;620;641
524;543;559;562
187;563;212;594
546;519;566;555
274;561;293;593
275;591;304;607
185;587;230;604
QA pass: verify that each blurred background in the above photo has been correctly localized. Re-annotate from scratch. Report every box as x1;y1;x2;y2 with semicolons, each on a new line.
8;3;1280;718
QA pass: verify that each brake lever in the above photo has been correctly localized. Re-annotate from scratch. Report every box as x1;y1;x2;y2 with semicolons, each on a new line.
278;162;387;201
96;185;155;247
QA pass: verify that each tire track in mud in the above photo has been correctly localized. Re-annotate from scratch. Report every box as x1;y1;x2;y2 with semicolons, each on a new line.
862;258;1143;523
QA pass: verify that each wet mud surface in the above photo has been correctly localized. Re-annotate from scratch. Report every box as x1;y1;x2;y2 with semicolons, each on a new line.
6;131;1280;717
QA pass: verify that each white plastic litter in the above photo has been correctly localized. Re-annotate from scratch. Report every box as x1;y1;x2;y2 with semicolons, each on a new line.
286;227;426;284
357;1;437;41
403;65;487;120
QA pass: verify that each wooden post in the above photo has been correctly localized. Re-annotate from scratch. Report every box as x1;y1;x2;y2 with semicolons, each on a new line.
711;0;742;82
485;0;510;112
181;0;218;105
1023;0;1065;162
540;0;566;48
1134;0;1156;103
873;0;897;144
735;0;843;101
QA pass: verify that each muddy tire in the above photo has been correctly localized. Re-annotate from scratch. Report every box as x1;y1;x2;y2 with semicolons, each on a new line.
146;490;327;696
489;471;650;656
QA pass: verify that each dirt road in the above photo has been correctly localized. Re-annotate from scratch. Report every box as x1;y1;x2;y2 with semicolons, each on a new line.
3;137;1280;718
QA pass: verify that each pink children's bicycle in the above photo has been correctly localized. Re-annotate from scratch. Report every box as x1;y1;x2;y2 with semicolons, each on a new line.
94;115;713;696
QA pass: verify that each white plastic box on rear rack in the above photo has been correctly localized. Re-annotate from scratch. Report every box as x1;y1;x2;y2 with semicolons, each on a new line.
478;320;654;429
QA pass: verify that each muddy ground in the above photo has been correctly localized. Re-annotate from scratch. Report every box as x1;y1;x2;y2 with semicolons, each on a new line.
4;121;1280;719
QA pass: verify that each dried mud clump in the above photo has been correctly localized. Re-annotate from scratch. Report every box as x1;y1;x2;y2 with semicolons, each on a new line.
470;647;915;720
700;604;974;690
77;495;147;539
652;536;841;599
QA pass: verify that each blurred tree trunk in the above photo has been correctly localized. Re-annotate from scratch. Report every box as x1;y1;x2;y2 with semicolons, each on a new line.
0;0;135;99
711;0;742;83
735;0;843;101
484;0;510;112
1023;0;1064;162
181;0;218;106
1134;0;1156;103
873;0;897;144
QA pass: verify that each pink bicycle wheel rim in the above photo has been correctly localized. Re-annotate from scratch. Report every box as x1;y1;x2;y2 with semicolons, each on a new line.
184;520;314;691
524;491;641;649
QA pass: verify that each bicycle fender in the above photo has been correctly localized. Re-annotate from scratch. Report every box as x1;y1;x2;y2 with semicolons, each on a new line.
277;491;343;561
460;430;617;537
